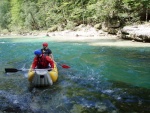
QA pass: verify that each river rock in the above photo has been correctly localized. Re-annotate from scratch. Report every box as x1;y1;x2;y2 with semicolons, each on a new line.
118;23;150;42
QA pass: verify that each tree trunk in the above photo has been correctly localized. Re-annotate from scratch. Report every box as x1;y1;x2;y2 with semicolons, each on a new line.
146;7;148;22
30;12;39;30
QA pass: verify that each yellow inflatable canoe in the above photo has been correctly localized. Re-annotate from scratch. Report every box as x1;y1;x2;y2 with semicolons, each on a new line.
28;63;58;87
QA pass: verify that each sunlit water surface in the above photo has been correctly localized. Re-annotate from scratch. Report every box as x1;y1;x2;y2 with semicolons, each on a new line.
0;37;150;113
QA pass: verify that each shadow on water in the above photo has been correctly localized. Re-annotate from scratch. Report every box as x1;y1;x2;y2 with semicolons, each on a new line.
0;37;150;113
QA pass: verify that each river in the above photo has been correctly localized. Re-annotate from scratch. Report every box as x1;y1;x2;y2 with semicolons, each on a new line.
0;37;150;113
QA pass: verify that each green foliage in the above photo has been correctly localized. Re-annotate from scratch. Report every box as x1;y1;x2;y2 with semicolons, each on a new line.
47;25;57;32
122;0;150;21
0;0;149;31
0;0;10;29
10;0;23;28
65;21;76;30
0;29;9;34
22;1;39;30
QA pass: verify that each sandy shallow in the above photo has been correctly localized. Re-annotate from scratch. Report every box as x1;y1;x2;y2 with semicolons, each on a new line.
0;33;150;47
51;36;150;47
89;40;150;47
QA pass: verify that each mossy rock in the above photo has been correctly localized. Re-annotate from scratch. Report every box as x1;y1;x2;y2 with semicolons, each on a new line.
94;23;102;30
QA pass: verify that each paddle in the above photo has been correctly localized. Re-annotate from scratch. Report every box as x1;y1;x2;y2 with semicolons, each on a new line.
55;61;70;69
5;63;70;73
5;68;52;73
5;68;22;73
61;64;70;69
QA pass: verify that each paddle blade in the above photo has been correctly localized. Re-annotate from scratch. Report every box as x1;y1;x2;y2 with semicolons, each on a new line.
5;68;19;73
62;64;70;68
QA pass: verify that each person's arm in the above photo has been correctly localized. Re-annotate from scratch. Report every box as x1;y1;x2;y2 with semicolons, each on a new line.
48;49;54;61
46;56;54;69
50;54;54;61
31;57;38;69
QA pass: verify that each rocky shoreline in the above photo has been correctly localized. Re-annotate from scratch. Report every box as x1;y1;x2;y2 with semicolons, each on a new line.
0;24;109;38
0;23;150;47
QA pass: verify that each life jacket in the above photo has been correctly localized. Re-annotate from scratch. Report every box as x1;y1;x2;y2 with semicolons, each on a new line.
37;55;50;69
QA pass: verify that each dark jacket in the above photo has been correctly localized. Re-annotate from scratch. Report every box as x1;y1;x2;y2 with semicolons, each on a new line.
41;48;52;56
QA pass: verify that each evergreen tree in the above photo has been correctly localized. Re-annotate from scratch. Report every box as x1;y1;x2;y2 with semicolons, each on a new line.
10;0;23;29
0;0;10;29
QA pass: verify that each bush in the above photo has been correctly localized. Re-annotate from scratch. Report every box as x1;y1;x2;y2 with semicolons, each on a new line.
1;29;9;34
47;26;58;32
64;21;76;30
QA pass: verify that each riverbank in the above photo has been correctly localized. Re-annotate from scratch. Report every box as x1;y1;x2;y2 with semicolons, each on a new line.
47;35;150;47
0;24;150;47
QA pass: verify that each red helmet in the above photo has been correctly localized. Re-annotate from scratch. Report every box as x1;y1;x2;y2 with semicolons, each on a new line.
43;42;48;47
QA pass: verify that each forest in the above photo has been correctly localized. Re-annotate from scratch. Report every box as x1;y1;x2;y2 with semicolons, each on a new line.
0;0;149;33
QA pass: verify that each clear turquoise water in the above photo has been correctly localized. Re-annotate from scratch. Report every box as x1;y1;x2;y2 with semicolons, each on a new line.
0;37;150;113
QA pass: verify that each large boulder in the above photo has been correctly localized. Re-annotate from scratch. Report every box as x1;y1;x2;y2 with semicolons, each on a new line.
118;23;150;42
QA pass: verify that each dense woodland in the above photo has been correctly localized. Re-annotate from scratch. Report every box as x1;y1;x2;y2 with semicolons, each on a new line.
0;0;149;33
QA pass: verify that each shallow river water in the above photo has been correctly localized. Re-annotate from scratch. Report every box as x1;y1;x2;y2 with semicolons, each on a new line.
0;37;150;113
